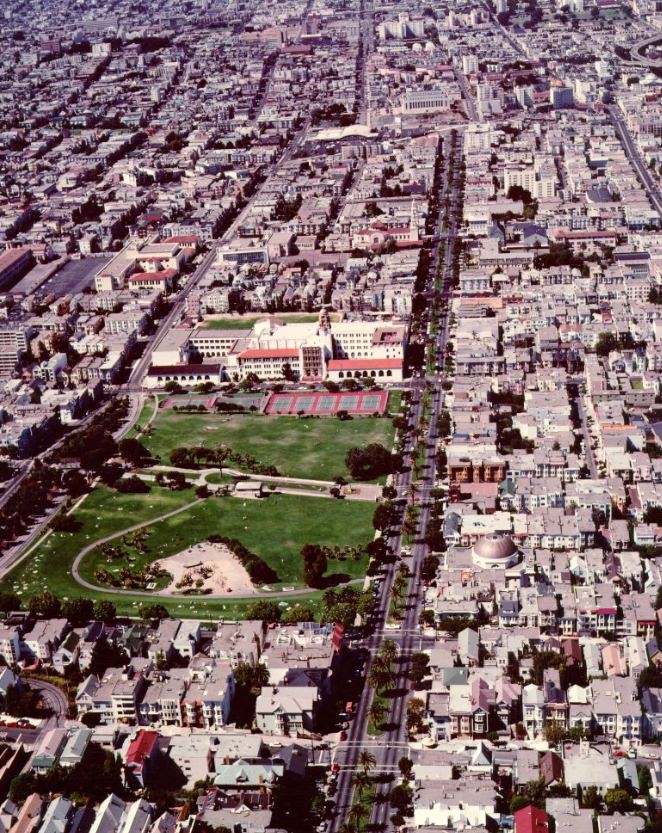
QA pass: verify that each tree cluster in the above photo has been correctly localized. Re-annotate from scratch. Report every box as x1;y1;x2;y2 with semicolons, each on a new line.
345;443;396;481
207;535;279;585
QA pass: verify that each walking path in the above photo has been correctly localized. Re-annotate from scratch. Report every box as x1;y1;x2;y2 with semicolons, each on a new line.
142;464;382;501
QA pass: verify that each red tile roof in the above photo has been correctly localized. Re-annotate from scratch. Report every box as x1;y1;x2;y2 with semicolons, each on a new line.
128;268;177;282
238;349;300;359
147;363;221;376
554;230;617;240
162;235;200;244
327;358;402;370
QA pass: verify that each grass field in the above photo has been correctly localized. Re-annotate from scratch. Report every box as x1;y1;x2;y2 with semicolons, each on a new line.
202;314;321;330
79;491;374;590
134;394;400;482
0;485;372;619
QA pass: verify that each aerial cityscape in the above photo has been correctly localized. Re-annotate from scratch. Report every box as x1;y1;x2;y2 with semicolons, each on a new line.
3;0;662;831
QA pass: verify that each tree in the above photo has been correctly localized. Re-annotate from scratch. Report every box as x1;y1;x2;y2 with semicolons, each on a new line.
398;756;413;779
368;658;395;691
345;444;394;481
239;373;260;391
233;662;269;693
352;771;372;798
389;783;413;813
510;796;532;814
301;544;327;588
542;721;567;746
285;604;315;622
580;785;601;810
118;438;150;465
159;471;187;490
29;591;61;619
216;445;231;476
93;600;116;624
140;603;170;622
89;637;129;677
604;788;632;813
639;763;653;794
358;751;376;775
596;332;618;357
0;592;20;614
116;475;150;494
367;537;389;563
369;700;386;729
409;652;430;686
421;555;439;583
379;639;399;664
49;513;82;533
61;598;94;627
62;469;89;498
170;447;193;468
406;697;425;734
420;609;436;629
245;600;282;623
349;805;365;830
282;362;296;381
372;501;396;532
437;410;452;437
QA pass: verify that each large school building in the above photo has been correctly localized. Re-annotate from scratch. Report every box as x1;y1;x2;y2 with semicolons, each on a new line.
145;310;407;387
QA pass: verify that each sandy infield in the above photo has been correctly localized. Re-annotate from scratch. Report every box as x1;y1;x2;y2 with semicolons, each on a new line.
156;542;256;594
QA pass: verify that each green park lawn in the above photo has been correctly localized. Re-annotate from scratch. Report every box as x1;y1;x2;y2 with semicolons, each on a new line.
0;485;372;619
202;314;321;330
79;491;374;590
134;396;400;482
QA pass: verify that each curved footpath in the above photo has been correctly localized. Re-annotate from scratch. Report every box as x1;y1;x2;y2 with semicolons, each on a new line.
70;496;363;600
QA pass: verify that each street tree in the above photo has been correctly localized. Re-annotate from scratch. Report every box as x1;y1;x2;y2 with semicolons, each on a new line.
358;750;376;775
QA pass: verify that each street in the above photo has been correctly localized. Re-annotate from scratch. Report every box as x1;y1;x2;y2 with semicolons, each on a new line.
608;104;662;218
329;130;463;832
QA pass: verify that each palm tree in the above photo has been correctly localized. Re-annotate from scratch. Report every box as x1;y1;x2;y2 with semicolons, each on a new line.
352;770;372;798
379;639;399;664
392;574;408;608
358;750;376;775
367;663;392;692
339;823;356;833
349;804;366;829
369;700;386;729
370;655;395;687
216;444;231;475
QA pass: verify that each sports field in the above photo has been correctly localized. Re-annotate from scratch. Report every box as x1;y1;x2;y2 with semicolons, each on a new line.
134;392;400;481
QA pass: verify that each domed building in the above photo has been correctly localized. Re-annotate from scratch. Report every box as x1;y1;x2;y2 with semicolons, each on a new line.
472;534;520;569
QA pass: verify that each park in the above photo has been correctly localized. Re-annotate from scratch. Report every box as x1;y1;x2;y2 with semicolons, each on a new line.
0;384;402;621
0;477;376;619
133;391;400;481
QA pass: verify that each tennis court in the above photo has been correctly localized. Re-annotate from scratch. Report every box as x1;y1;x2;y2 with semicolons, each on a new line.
264;390;389;415
161;395;217;410
268;395;294;413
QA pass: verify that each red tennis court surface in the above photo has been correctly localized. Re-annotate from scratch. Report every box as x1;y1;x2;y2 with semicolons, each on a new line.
264;390;388;415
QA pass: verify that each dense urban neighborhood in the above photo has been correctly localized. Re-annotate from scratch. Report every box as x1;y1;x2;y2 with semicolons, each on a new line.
5;0;662;831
